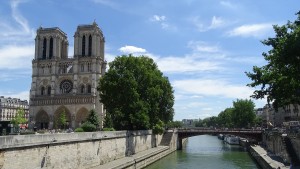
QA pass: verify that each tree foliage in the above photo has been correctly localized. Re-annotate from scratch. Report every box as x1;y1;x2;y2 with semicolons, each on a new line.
231;99;256;128
81;121;96;132
86;109;100;128
59;109;67;129
246;11;300;109
98;55;174;130
167;121;183;128
195;99;256;129
217;108;234;128
11;109;27;126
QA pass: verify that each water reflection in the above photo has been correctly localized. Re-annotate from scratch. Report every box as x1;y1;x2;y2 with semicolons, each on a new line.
145;135;261;169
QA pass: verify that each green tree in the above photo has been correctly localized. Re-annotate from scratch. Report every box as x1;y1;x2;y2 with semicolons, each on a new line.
98;55;175;130
195;119;204;127
59;109;67;129
217;108;234;128
167;121;183;128
231;99;256;128
86;109;100;128
11;109;27;132
254;116;263;127
246;11;300;109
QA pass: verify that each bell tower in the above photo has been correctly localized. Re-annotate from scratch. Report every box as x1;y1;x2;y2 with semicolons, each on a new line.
74;21;105;59
34;27;68;60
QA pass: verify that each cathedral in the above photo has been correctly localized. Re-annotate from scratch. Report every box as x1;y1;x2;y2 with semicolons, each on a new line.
29;22;106;129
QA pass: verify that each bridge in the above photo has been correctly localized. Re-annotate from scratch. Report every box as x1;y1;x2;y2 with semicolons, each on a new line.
176;128;263;149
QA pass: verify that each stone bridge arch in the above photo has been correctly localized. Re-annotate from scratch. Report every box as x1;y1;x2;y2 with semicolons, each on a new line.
177;129;263;149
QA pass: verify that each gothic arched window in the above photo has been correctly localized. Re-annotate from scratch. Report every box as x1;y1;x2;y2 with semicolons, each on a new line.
49;37;53;59
41;87;45;95
82;35;86;56
87;85;91;93
47;86;51;95
42;38;47;59
88;35;92;56
81;64;84;72
81;85;85;93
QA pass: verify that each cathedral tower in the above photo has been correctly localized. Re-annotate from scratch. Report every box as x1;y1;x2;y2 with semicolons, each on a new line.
30;22;106;129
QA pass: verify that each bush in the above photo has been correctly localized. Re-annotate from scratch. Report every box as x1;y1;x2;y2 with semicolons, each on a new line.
153;120;165;135
81;122;96;132
102;128;115;131
74;128;84;132
20;131;35;135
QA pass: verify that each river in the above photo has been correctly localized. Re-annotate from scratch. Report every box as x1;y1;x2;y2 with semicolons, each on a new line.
145;135;261;169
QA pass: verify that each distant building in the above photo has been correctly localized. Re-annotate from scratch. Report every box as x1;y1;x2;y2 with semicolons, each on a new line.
260;104;300;127
182;119;197;127
0;96;29;122
255;108;263;117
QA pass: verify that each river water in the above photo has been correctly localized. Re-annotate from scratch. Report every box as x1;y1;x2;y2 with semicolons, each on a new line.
145;135;261;169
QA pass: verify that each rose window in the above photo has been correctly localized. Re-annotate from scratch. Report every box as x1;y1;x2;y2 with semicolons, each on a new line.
60;79;73;93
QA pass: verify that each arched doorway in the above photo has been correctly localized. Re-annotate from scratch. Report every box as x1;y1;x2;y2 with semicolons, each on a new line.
35;110;50;129
76;107;89;128
54;106;71;129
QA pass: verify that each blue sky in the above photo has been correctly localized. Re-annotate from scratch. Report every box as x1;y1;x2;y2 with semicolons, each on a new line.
0;0;299;120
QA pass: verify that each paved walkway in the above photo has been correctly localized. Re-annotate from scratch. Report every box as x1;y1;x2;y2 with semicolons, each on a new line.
90;146;169;169
251;145;289;169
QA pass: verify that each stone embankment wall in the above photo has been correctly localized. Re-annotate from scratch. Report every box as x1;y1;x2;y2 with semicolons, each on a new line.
262;132;290;163
289;134;300;162
0;130;168;169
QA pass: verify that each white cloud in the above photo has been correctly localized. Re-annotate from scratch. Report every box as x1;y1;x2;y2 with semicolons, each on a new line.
0;0;34;41
149;15;177;31
210;16;225;29
188;41;220;53
191;16;226;32
119;45;147;54
227;23;273;38
0;45;34;69
0;91;29;101
154;55;222;73
150;15;166;22
10;91;29;101
173;79;253;99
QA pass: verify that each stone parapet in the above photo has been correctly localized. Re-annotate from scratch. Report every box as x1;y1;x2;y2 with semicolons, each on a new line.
0;130;167;169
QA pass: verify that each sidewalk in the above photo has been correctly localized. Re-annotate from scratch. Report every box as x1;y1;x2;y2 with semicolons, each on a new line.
90;146;169;169
251;145;289;169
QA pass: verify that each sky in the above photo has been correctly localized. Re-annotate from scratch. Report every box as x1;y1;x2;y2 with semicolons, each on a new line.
0;0;299;121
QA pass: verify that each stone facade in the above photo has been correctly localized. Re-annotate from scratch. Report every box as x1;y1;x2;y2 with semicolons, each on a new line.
29;22;106;129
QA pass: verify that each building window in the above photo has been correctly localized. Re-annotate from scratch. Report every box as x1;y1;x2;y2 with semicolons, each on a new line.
47;86;51;95
82;35;86;56
49;37;53;59
49;65;52;74
81;64;84;72
87;63;91;72
81;85;85;93
42;38;47;59
41;87;45;95
87;85;91;93
88;35;92;56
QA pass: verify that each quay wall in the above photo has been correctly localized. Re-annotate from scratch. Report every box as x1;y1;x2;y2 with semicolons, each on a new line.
248;145;287;169
0;130;171;169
